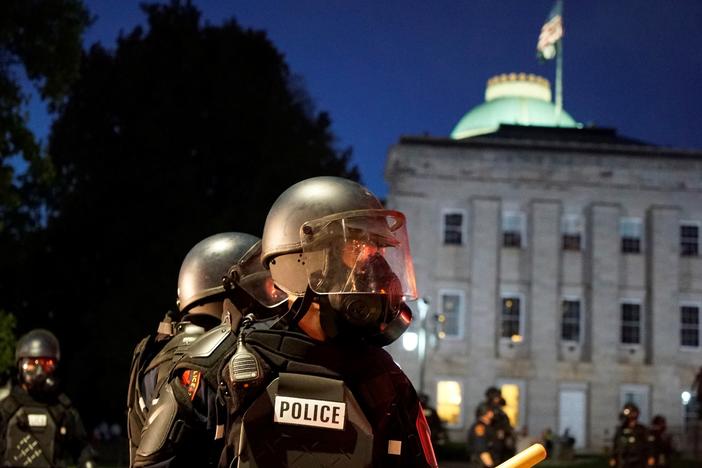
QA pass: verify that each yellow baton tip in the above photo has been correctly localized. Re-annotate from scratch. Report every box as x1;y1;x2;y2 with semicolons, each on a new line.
495;443;547;468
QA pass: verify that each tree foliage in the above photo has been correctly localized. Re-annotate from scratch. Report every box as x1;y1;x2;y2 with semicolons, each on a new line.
5;0;357;424
0;0;91;235
0;311;16;377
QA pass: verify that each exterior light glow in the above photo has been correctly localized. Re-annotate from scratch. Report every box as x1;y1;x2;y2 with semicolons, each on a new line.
438;331;446;339
682;391;692;405
402;331;418;352
511;334;523;343
438;314;446;323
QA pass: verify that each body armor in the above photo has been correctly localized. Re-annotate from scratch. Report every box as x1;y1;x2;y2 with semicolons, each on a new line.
219;326;437;468
0;386;92;468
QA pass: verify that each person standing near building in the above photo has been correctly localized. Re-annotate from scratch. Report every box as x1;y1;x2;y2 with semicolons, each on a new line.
218;176;437;467
609;403;654;468
419;393;447;449
648;415;673;468
482;387;515;464
467;403;496;468
0;329;96;467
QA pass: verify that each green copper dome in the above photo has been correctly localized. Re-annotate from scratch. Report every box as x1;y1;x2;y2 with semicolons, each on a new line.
451;73;580;139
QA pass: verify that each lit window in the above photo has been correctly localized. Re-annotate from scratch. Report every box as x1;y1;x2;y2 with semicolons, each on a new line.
561;215;582;251
620;218;642;254
561;300;581;342
436;380;462;427
621;302;641;345
680;223;699;257
500;383;521;427
443;212;464;245
681;305;700;348
502;212;525;248
501;296;522;340
439;292;462;338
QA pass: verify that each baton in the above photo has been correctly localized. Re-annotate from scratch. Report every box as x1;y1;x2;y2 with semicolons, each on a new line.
495;443;547;468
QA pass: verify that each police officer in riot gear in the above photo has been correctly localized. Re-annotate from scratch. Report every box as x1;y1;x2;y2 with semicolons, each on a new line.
128;232;274;467
219;176;437;467
467;403;496;468
482;387;515;464
0;329;96;467
610;403;654;468
648;415;673;468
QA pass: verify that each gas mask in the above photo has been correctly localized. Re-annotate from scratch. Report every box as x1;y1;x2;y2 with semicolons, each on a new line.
19;357;58;394
299;209;417;344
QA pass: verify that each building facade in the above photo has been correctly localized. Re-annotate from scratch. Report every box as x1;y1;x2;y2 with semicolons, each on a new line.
385;74;702;451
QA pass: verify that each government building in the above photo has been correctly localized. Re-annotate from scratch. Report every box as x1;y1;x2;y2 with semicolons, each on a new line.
385;73;702;451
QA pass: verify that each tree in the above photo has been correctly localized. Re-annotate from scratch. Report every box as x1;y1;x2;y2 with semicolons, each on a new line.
0;311;16;379
0;0;91;235
11;0;357;425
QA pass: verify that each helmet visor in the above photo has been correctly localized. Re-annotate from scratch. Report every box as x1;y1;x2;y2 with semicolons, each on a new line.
233;241;289;307
300;209;417;299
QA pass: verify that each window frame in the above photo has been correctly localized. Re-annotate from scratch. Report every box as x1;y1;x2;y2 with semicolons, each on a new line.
620;217;643;254
680;302;701;350
502;211;526;249
437;289;465;340
441;208;467;246
561;296;582;343
500;292;525;342
680;221;700;257
561;214;584;251
620;300;643;346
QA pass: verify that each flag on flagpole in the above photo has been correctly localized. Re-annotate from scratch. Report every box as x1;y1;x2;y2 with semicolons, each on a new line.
537;1;563;61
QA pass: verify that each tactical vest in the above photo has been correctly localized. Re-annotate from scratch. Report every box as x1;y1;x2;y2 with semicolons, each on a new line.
218;327;437;468
127;322;208;464
0;389;72;467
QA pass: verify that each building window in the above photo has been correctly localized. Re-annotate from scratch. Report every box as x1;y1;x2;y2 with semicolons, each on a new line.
680;223;699;257
501;295;522;341
561;215;583;251
620;385;650;424
502;212;525;248
561;299;581;342
681;305;700;348
436;380;462;427
438;291;463;338
620;218;642;254
621;302;642;345
499;383;522;427
443;211;464;245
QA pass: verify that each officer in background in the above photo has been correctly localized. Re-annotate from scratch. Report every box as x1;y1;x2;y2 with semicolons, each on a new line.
127;232;264;467
219;176;437;467
648;415;673;467
609;403;654;468
419;393;446;449
483;387;515;464
467;403;496;468
0;329;96;467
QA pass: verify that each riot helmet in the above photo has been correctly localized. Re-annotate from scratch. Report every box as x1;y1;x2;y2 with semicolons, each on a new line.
475;402;494;421
177;232;287;321
15;329;60;393
620;402;640;423
261;176;417;344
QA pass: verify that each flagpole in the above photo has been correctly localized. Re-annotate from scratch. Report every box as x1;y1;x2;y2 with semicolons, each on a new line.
554;4;563;125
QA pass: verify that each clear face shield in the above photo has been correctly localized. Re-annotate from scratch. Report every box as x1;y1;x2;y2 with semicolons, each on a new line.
19;357;58;392
229;241;289;311
299;209;417;340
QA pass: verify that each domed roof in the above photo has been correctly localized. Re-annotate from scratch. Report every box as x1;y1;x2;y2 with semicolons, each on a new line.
451;73;580;139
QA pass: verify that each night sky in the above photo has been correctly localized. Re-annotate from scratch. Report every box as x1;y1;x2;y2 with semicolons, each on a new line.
26;0;702;198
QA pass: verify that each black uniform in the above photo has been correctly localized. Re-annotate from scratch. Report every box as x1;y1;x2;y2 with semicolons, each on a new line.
490;405;515;464
611;423;652;468
467;420;495;468
0;384;94;467
218;325;437;467
127;315;222;467
648;427;673;467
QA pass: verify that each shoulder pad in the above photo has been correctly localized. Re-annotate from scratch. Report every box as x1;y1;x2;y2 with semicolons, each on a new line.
136;384;179;458
186;324;231;359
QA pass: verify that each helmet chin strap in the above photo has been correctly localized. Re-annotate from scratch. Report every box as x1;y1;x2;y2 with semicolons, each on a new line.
269;287;316;330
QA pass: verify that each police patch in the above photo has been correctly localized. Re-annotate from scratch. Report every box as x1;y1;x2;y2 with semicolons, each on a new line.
273;395;346;430
27;414;47;427
475;424;485;436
